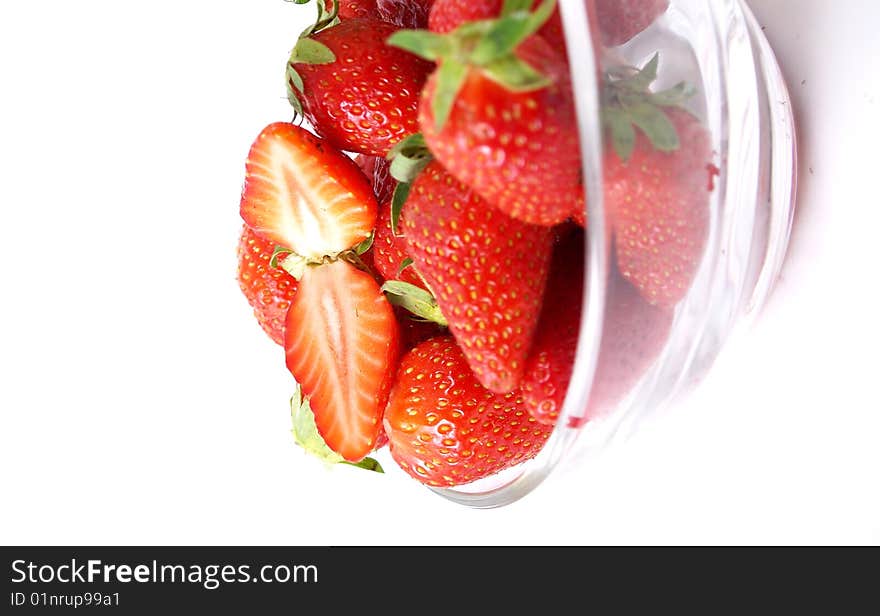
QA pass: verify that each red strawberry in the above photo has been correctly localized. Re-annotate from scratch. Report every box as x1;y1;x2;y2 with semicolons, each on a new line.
402;161;553;393
379;0;434;28
593;56;712;308
392;7;584;226
520;230;585;425
285;259;401;461
355;155;396;205
236;225;299;346
327;0;433;28
287;19;431;156
384;336;553;486
595;0;669;47
239;122;377;261
427;0;565;51
579;269;673;422
373;200;427;291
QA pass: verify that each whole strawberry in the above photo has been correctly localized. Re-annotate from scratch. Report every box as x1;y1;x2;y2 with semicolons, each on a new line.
402;161;553;393
390;1;584;226
287;18;431;156
236;225;299;346
384;336;552;487
595;0;669;47
520;230;584;425
602;56;712;308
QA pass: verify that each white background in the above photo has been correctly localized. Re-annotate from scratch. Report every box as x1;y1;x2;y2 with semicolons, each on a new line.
0;0;877;545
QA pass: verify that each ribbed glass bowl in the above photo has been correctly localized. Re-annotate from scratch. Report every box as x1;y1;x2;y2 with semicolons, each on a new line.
433;0;797;507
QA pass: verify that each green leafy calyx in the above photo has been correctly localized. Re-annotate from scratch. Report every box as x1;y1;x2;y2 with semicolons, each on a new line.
286;0;340;118
381;281;448;327
602;54;696;162
387;0;556;129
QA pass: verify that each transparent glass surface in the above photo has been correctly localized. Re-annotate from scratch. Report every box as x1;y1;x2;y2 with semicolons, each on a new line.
433;0;797;508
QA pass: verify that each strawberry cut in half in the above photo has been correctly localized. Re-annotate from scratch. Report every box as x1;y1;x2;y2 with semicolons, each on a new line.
285;259;401;462
239;122;377;262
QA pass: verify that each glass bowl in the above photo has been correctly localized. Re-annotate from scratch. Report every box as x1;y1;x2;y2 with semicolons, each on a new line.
433;0;797;507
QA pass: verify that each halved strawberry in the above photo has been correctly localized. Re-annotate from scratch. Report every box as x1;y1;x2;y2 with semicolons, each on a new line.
285;259;401;461
384;336;553;487
287;19;431;157
236;225;299;346
239;122;377;262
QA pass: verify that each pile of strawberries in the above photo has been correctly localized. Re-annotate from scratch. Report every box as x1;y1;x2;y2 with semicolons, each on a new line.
236;0;713;487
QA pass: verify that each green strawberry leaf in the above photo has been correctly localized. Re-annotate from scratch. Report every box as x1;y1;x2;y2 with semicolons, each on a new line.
397;257;414;275
390;182;411;236
387;29;454;61
471;0;555;65
604;107;636;162
270;245;295;269
353;231;374;256
291;37;336;65
344;458;384;473
432;58;469;130
501;0;535;15
381;280;448;326
648;81;694;107
482;54;552;92
625;102;680;152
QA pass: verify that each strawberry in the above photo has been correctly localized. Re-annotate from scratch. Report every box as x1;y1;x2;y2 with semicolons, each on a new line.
355;155;396;204
384;336;553;486
427;0;565;51
326;0;433;28
601;56;712;308
595;0;669;47
239;122;377;262
373;200;427;291
286;18;431;156
236;225;299;346
579;269;673;422
520;230;585;425
379;0;434;28
284;259;401;462
390;2;584;226
401;161;553;393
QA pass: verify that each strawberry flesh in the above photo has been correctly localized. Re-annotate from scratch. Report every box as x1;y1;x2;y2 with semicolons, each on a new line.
285;259;401;461
240;123;377;261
